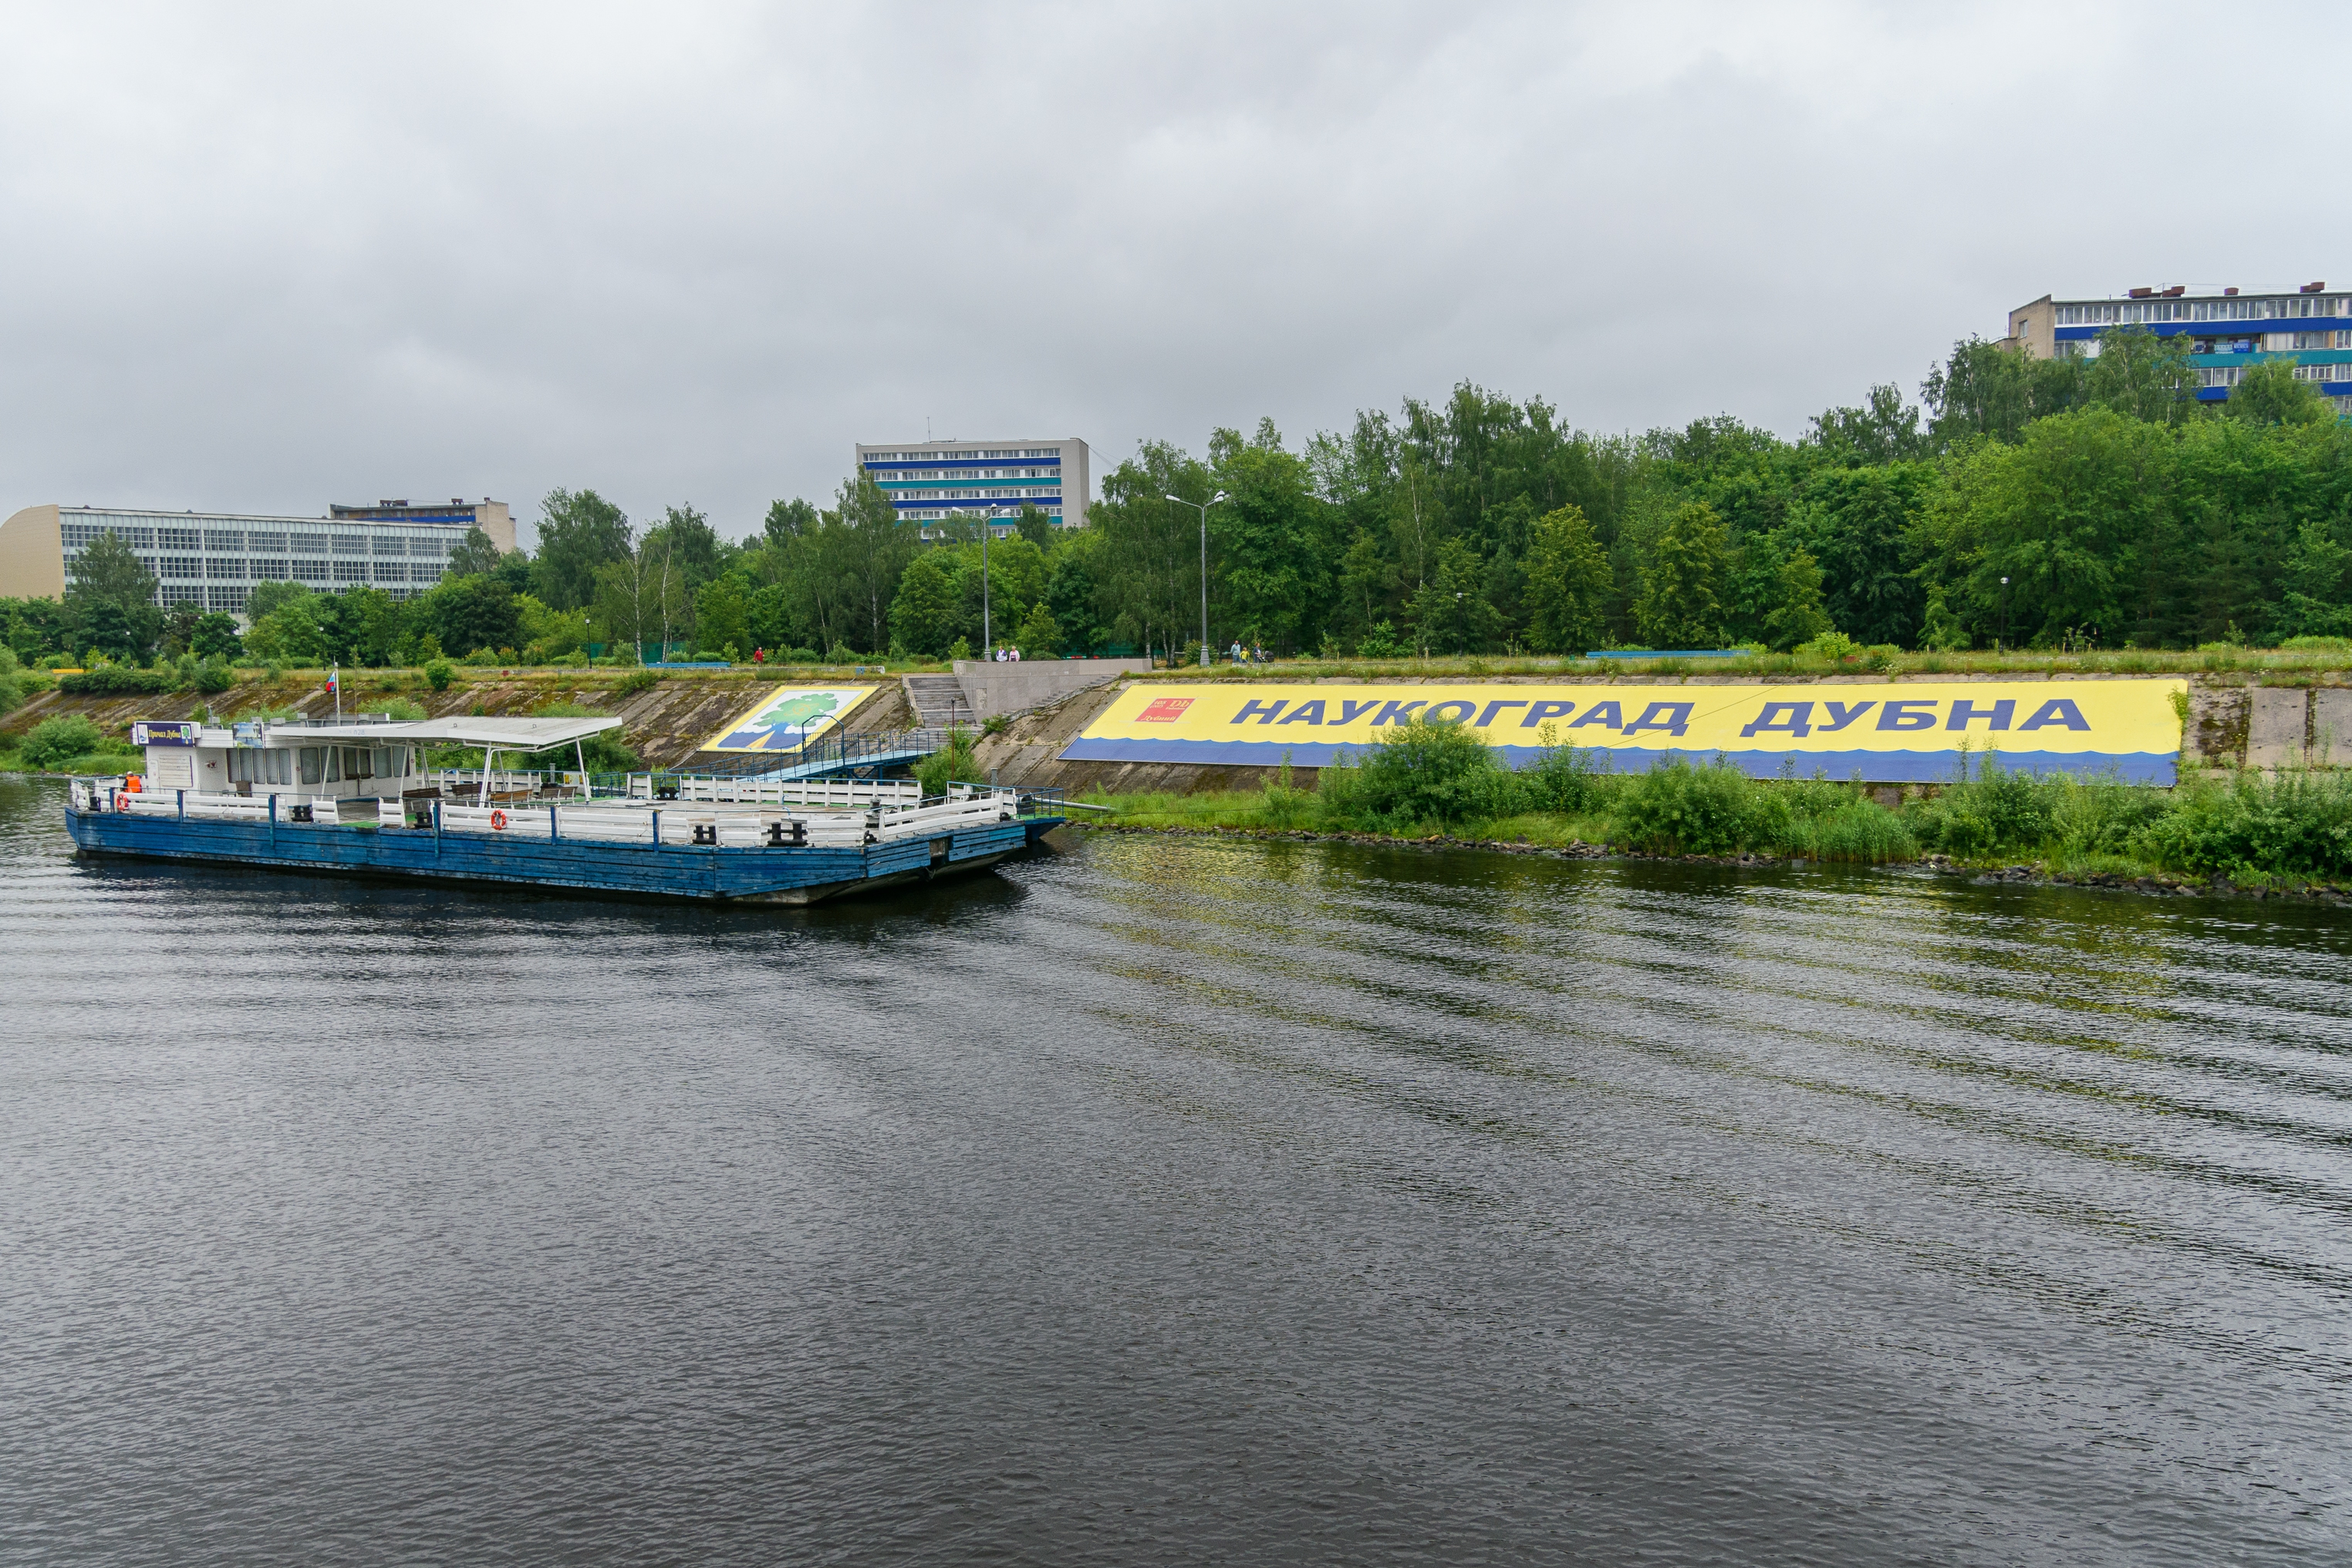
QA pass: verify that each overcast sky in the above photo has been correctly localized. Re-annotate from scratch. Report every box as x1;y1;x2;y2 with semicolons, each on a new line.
2;2;2341;544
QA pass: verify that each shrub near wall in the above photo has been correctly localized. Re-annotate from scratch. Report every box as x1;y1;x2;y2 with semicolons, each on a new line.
56;667;172;696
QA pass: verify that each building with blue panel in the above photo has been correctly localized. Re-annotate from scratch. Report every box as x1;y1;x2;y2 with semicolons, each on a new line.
2005;284;2352;413
855;439;1090;539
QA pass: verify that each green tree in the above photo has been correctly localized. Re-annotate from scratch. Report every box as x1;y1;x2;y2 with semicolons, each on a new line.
2275;521;2352;638
2228;359;2333;427
1015;601;1061;658
1014;502;1056;551
191;612;244;660
1092;440;1216;663
1409;536;1501;654
1797;465;1932;647
1807;384;1930;466
1635;503;1730;647
335;586;404;667
245;596;326;664
446;527;505;577
1922;338;2087;449
1762;548;1833;651
161;600;203;657
426;575;523;656
695;576;749;658
531;489;633;611
245;579;311;622
763;497;819;551
1949;406;2168;646
67;532;161;660
888;548;963;656
2087;325;2199;426
1520;504;1613;654
1209;418;1335;653
832;475;913;653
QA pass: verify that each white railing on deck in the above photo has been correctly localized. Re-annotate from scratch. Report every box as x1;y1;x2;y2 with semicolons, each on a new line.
93;782;1023;848
624;775;923;808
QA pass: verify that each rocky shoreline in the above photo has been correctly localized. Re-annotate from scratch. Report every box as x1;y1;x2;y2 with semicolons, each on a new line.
1074;821;2352;907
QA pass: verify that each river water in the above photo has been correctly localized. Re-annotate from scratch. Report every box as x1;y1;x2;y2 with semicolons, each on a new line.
4;775;2350;1566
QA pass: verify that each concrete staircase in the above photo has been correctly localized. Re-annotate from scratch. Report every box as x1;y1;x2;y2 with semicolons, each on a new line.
903;674;975;730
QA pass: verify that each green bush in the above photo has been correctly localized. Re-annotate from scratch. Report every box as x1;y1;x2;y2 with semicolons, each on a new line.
1908;760;2057;858
424;659;454;692
1518;727;1616;816
57;666;171;696
1319;718;1523;830
1611;757;1760;855
375;697;427;721
20;716;113;770
914;727;978;797
614;668;660;696
2140;770;2352;881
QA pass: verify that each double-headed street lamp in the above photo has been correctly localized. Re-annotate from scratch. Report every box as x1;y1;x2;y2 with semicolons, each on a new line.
1166;491;1227;666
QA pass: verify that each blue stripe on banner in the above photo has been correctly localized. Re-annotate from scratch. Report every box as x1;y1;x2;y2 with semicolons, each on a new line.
1058;736;2178;784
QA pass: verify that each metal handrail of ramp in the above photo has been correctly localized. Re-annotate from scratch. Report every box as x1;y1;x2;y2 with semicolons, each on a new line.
686;727;958;782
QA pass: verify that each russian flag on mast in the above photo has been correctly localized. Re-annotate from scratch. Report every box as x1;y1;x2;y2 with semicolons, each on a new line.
329;662;339;721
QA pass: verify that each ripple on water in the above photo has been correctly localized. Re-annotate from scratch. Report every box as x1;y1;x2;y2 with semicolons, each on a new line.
2;778;2348;1566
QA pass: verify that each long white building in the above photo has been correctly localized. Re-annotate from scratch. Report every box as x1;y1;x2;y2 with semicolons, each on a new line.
0;497;514;613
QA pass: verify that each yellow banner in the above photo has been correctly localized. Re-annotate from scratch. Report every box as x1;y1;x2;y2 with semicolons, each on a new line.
702;684;879;752
1061;680;2187;783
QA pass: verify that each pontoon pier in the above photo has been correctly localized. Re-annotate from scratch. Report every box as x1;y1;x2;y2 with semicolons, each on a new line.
64;714;1067;904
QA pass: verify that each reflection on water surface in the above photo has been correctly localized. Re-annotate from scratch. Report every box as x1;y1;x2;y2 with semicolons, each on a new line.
3;777;2347;1565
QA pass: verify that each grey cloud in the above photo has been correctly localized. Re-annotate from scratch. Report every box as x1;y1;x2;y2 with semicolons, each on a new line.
0;1;2339;542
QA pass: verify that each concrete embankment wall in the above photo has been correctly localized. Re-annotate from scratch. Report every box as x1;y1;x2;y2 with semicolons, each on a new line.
10;666;2350;788
1;670;916;771
963;673;2352;795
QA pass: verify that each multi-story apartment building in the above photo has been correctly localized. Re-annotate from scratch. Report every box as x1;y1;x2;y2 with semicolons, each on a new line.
2004;283;2352;413
0;497;513;615
854;439;1089;539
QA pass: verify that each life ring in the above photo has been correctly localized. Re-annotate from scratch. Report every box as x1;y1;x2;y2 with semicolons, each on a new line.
113;791;131;811
490;809;509;831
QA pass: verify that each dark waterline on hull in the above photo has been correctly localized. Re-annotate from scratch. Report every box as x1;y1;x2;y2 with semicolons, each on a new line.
3;774;2347;1565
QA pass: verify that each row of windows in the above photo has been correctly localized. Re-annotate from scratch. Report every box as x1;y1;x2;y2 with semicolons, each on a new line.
888;486;1061;500
2057;295;2350;325
867;464;1059;478
901;506;1062;522
2198;365;2352;387
863;446;1062;461
71;555;447;592
227;746;420;788
64;520;464;555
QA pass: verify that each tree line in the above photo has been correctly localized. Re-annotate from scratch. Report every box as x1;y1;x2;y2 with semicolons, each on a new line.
8;325;2351;669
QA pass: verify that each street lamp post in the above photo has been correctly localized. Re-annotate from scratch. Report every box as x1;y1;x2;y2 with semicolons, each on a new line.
1166;491;1227;666
1999;575;2010;652
980;506;992;655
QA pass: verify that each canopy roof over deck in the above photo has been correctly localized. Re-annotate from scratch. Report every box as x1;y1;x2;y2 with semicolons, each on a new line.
183;716;623;750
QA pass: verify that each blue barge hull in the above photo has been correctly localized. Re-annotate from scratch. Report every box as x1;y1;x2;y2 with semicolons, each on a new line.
64;805;1064;905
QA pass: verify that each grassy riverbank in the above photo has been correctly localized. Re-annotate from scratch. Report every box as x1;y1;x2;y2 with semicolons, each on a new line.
1077;723;2352;892
1142;643;2352;683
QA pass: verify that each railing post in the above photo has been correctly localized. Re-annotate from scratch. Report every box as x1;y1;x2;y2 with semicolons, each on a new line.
651;808;661;849
550;805;559;841
177;789;184;821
